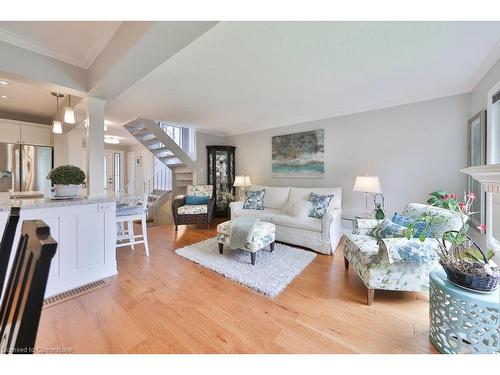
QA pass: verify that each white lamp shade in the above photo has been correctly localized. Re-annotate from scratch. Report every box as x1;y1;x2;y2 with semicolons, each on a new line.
353;175;382;193
52;120;63;134
63;107;76;124
233;175;252;187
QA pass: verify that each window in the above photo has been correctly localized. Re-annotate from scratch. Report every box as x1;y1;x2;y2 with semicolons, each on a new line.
159;123;182;147
114;152;121;192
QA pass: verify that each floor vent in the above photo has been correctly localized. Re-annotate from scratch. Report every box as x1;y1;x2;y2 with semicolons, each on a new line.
43;279;111;309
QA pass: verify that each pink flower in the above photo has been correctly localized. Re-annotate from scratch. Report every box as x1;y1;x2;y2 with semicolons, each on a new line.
442;194;450;200
477;224;487;233
458;202;466;211
468;192;477;201
450;193;457;199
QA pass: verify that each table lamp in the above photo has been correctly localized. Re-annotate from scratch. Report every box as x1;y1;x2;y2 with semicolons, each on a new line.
353;175;382;218
233;176;251;201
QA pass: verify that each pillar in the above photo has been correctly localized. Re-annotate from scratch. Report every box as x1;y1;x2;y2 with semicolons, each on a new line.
86;97;106;197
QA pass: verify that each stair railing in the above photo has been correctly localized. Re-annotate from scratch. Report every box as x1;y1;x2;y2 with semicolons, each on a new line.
153;168;170;191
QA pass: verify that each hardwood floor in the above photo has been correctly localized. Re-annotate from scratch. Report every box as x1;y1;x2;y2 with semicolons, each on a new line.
36;220;436;354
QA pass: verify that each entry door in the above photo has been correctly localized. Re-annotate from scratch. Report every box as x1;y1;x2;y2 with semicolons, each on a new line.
104;150;124;192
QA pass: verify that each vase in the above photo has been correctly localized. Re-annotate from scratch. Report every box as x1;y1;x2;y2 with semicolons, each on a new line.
54;184;80;197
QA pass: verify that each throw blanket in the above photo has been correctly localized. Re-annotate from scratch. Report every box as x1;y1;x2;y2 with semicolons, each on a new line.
229;217;260;249
380;238;439;264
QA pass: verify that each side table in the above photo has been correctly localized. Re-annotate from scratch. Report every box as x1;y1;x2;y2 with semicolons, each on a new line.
429;270;500;354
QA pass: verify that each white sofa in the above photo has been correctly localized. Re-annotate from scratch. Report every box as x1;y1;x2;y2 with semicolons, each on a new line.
229;185;342;255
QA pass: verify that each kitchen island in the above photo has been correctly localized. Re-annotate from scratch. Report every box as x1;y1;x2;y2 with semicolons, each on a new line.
0;195;117;297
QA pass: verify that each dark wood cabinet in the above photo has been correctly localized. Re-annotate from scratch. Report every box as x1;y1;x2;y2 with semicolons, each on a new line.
207;146;236;217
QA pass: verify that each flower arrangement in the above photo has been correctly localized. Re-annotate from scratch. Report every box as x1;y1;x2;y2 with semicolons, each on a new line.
406;190;499;291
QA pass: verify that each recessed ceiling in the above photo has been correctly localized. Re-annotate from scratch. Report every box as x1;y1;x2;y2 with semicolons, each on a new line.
106;21;500;135
0;21;121;68
0;77;58;120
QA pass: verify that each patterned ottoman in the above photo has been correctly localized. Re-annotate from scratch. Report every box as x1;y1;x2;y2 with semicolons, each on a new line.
216;220;276;265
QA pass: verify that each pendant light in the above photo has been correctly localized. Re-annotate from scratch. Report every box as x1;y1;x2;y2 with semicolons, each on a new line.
51;92;64;134
64;94;76;124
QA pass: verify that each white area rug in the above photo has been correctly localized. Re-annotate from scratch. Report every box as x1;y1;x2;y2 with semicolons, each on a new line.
175;237;316;298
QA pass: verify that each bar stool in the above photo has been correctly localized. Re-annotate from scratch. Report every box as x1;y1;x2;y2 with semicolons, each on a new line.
116;200;150;256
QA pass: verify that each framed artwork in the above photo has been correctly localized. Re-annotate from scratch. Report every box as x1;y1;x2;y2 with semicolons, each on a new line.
272;129;324;177
467;110;487;230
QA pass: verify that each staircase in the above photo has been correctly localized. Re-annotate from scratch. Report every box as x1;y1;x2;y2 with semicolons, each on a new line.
124;118;196;198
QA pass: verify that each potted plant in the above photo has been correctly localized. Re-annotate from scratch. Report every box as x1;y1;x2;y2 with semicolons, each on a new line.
47;165;86;197
406;190;499;292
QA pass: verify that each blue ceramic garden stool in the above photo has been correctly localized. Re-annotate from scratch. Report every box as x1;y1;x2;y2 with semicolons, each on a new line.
429;271;500;354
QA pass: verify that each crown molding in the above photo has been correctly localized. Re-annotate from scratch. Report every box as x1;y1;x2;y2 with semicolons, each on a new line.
0;22;122;69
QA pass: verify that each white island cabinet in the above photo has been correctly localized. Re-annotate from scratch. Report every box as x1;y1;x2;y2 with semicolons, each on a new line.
0;197;117;297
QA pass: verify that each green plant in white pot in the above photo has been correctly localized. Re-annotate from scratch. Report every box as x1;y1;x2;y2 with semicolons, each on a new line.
47;165;86;197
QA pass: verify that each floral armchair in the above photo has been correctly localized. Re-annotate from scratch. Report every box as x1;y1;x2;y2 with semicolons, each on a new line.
343;203;464;305
172;185;215;231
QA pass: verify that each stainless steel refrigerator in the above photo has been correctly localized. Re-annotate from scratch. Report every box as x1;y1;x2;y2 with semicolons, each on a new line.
0;142;53;193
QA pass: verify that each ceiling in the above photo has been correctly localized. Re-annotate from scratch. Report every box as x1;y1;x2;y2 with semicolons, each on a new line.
0;76;57;121
1;21;500;141
0;21;121;68
106;21;500;135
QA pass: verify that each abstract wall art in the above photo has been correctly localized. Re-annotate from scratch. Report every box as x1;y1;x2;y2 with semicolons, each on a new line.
272;129;324;177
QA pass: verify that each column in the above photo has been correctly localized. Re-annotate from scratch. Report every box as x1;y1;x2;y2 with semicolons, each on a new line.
86;97;106;197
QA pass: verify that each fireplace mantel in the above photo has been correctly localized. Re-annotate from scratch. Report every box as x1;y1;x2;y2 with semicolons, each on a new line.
461;164;500;194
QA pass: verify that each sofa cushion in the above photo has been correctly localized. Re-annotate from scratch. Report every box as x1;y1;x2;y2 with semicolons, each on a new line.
272;214;322;232
186;195;209;205
308;192;334;218
233;207;282;222
250;185;291;210
187;185;213;198
289;187;341;211
369;219;406;239
283;199;313;218
243;189;265;210
178;204;208;215
392;212;431;238
116;204;146;216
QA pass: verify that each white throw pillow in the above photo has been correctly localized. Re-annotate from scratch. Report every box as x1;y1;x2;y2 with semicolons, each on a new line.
284;200;313;219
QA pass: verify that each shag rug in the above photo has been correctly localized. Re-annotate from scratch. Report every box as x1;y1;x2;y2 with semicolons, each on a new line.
175;237;316;298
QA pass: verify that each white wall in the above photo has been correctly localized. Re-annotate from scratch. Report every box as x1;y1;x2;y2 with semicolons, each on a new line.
226;94;470;219
53;133;69;168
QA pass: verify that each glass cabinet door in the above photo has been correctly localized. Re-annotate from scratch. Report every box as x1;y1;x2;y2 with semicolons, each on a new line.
207;146;235;217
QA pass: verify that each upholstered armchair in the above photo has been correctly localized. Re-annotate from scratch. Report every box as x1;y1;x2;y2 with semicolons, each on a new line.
343;203;464;305
172;185;216;231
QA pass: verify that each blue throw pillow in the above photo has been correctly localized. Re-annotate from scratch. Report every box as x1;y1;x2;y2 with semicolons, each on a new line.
243;190;265;210
392;212;431;238
308;192;334;219
185;195;209;205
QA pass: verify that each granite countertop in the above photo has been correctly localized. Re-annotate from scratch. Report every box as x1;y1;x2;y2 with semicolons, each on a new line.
0;192;121;212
